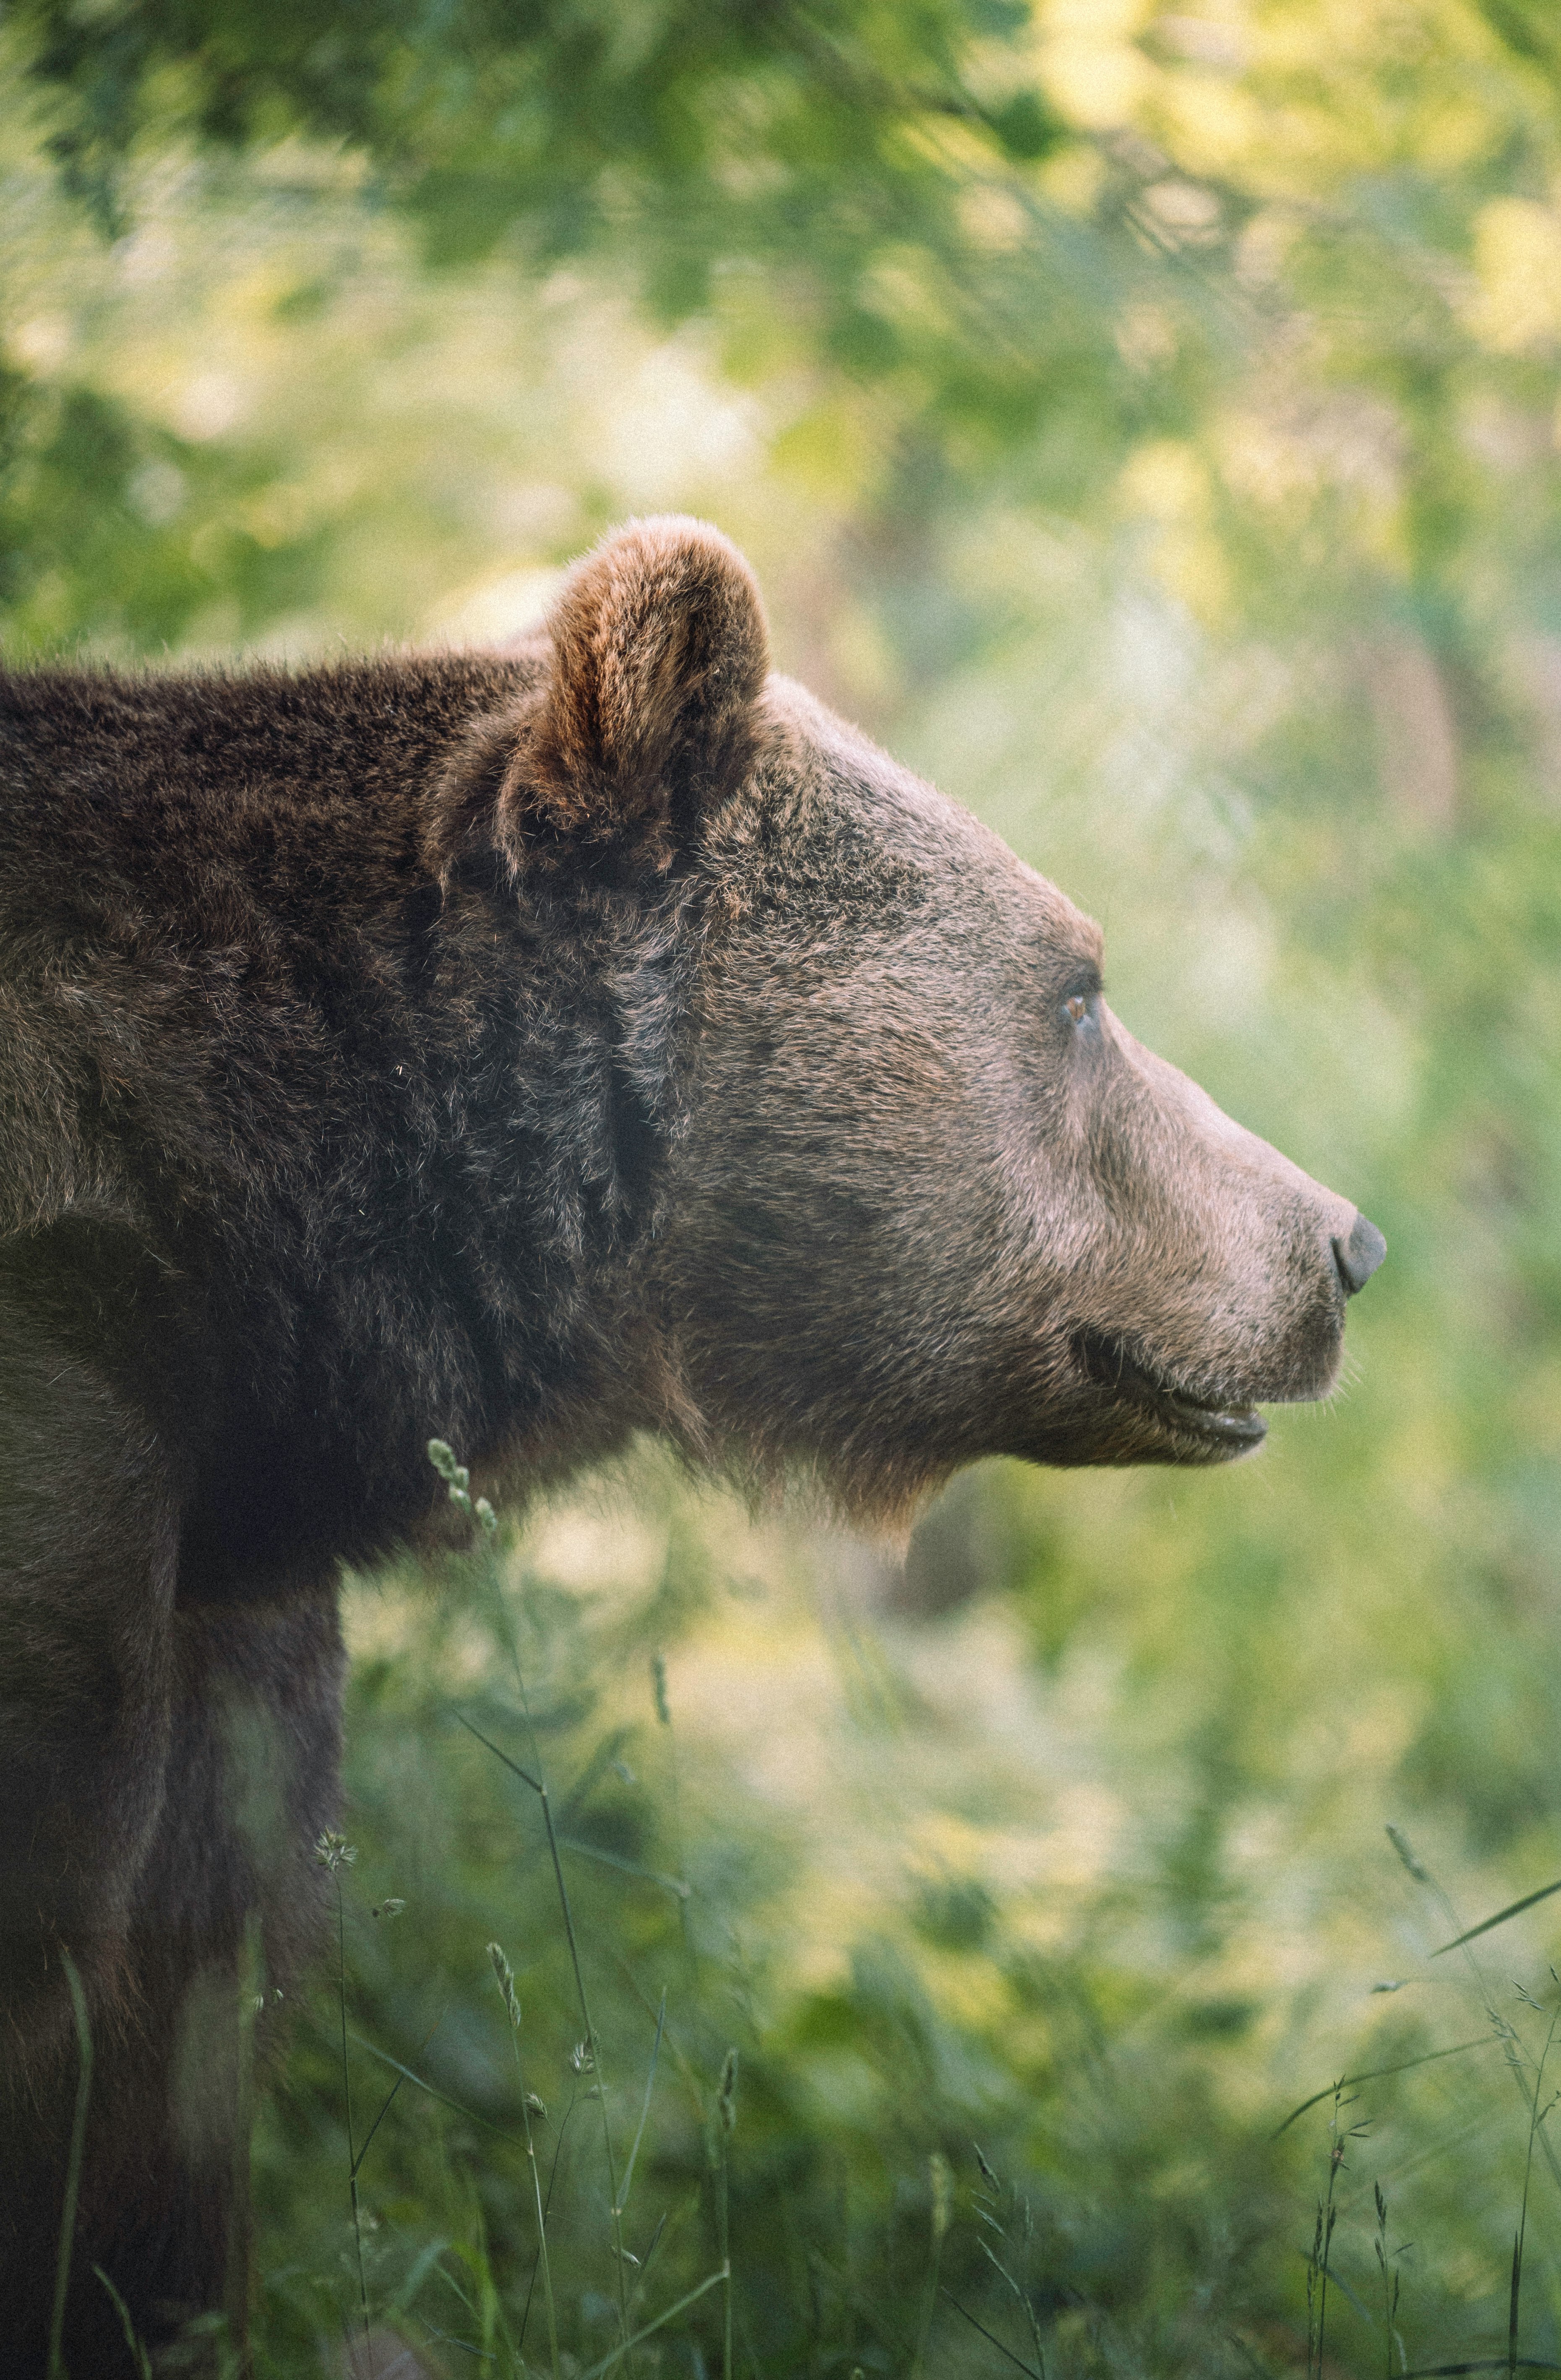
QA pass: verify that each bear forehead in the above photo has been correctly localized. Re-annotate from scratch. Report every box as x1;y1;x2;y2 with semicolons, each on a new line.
751;672;1102;975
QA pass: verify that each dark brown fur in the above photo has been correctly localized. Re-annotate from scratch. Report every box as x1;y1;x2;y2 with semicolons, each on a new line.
0;518;1379;2368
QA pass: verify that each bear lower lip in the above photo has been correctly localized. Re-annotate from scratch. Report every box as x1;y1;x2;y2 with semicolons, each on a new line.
1075;1331;1267;1451
1157;1390;1267;1447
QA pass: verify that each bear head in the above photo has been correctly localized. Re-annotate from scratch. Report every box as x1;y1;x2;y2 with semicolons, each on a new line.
460;515;1384;1521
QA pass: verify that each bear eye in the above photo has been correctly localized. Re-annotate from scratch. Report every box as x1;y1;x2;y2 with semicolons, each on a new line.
1066;993;1088;1024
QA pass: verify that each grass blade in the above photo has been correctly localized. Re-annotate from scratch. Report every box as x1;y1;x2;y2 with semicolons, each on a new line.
941;2287;1045;2379
460;1705;637;2368
912;2152;952;2379
353;2013;446;2180
420;2318;497;2361
93;2266;153;2380
1511;2001;1559;2376
453;1711;542;1793
574;2264;729;2380
1400;2362;1561;2375
47;1951;93;2380
615;1991;667;2219
349;2030;518;2141
1272;2037;1493;2138
557;1834;691;1901
490;1941;562;2380
1433;1880;1561;1957
1397;1844;1561;2216
560;1728;633;1824
327;1857;371;2352
979;2236;1047;2378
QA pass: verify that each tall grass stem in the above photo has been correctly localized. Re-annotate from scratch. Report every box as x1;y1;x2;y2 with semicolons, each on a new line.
458;1707;637;2367
332;1865;371;2357
489;1943;561;2380
1509;1995;1561;2377
46;1952;93;2380
456;1475;638;2369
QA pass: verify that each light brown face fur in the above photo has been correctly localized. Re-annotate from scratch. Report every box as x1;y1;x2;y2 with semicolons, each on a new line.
549;536;1385;1518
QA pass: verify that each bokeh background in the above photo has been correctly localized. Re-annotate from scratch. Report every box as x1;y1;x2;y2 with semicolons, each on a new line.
8;3;1561;2371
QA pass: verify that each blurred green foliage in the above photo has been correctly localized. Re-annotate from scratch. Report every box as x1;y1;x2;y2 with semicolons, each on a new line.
10;2;1561;2371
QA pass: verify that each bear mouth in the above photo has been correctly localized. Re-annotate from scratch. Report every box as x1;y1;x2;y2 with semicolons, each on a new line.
1075;1331;1267;1455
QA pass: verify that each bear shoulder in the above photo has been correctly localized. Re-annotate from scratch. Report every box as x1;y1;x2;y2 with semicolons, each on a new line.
0;652;538;1242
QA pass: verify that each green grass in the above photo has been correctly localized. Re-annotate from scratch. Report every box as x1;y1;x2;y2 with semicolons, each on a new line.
224;1446;1561;2378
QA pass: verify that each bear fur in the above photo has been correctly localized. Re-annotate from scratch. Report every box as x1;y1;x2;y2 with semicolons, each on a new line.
0;517;1381;2368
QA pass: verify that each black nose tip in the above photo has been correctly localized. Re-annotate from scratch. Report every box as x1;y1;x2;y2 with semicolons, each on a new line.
1333;1212;1386;1297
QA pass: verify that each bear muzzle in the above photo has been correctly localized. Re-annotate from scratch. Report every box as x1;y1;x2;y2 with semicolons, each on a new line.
1066;1198;1386;1465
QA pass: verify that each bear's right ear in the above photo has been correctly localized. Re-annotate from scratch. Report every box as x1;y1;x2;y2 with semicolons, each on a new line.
494;516;769;870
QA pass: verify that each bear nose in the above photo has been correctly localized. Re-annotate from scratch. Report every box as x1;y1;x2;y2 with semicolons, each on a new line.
1332;1211;1386;1297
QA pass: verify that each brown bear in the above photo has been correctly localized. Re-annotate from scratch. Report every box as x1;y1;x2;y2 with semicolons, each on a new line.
0;517;1383;2370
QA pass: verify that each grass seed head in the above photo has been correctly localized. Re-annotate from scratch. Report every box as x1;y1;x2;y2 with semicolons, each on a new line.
488;1941;521;2029
1386;1824;1430;1883
930;2151;953;2244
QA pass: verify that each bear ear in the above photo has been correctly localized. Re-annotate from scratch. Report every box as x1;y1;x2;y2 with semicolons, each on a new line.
500;516;769;863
